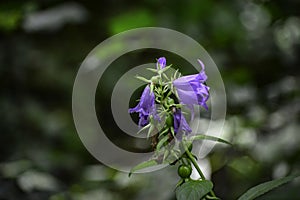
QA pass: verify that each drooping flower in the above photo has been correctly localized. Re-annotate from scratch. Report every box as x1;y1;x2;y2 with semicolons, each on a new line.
173;59;210;112
157;57;166;69
173;109;192;140
129;85;156;126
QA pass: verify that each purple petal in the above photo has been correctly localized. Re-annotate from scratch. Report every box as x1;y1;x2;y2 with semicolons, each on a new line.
129;85;157;127
173;109;192;140
173;74;199;86
197;59;205;70
173;59;210;111
157;57;166;69
173;109;192;133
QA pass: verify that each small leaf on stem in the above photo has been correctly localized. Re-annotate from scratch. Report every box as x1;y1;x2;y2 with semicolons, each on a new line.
129;160;158;177
156;135;169;151
190;134;232;145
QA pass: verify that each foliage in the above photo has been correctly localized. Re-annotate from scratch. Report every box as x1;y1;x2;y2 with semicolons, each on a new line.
238;173;300;200
175;180;213;200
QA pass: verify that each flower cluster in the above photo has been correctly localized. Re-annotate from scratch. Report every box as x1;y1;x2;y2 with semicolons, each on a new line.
129;57;215;199
128;57;286;200
129;57;209;163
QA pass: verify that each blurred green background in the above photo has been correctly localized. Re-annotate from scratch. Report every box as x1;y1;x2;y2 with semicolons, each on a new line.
0;0;300;199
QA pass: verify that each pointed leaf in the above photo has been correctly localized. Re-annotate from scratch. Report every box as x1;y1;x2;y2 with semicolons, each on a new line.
136;123;151;134
159;128;169;137
170;127;175;137
162;73;170;81
163;85;169;93
163;149;170;161
159;64;172;73
156;135;169;151
129;160;158;177
238;173;300;200
150;83;154;93
146;68;158;73
190;135;231;145
147;124;156;138
176;180;213;200
173;69;181;80
135;75;151;83
166;90;173;98
174;69;179;79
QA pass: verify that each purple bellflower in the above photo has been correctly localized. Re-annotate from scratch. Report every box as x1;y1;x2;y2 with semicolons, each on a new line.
129;85;156;127
173;109;192;140
173;59;210;116
157;57;166;69
174;109;192;133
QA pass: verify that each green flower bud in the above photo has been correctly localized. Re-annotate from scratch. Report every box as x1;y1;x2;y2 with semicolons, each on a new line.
165;114;173;127
167;98;175;105
178;164;192;178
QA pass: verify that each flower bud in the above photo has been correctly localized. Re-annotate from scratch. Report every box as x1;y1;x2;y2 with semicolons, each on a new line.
178;164;192;178
151;75;160;84
165;114;173;127
168;98;175;105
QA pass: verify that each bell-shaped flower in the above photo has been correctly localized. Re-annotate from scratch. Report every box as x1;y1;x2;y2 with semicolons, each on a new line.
157;57;166;69
173;59;210;112
129;85;156;126
173;109;192;140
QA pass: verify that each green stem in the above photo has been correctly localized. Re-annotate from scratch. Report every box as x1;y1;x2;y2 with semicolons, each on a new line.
184;144;206;180
183;142;217;199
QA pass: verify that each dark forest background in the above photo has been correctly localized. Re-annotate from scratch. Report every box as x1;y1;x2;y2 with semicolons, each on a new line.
0;0;300;199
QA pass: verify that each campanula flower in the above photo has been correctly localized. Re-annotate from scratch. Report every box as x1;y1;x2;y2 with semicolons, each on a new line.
173;109;192;140
173;59;210;111
174;109;192;133
157;57;166;69
129;85;156;126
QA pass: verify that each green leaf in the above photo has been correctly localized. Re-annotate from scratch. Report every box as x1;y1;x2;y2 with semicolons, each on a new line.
163;149;170;161
146;68;158;73
156;135;169;151
147;124;155;138
162;73;170;81
238;173;300;200
159;65;172;74
176;180;213;200
173;69;181;79
129;160;158;177
136;123;151;135
190;135;232;145
159;127;169;137
135;75;151;83
163;85;169;93
166;90;173;98
170;127;175;137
